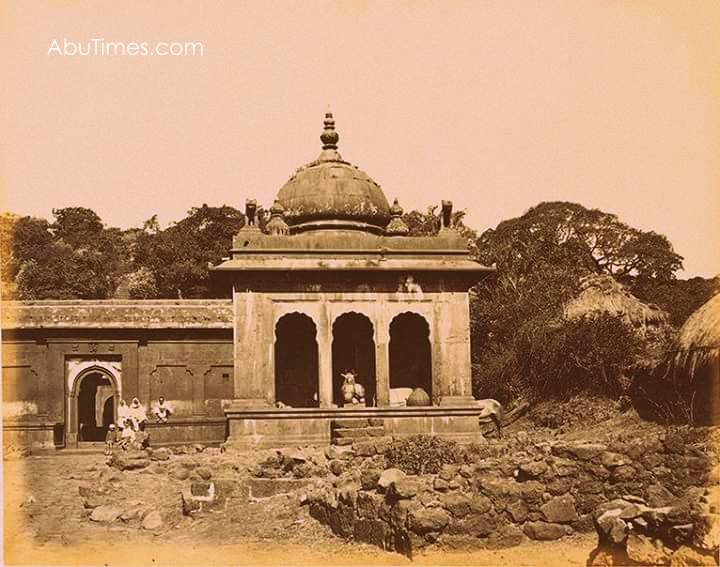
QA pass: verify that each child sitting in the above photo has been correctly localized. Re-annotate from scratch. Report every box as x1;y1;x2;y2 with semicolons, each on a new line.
119;419;135;450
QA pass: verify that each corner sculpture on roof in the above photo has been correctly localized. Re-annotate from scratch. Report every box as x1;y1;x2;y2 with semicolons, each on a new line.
213;112;495;449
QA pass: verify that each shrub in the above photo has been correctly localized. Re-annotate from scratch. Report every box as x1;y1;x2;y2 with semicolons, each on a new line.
384;435;467;475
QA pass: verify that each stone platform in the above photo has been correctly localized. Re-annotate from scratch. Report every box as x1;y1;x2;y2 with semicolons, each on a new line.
224;405;487;449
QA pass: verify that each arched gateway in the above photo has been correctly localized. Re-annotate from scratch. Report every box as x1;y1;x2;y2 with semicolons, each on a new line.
217;112;494;448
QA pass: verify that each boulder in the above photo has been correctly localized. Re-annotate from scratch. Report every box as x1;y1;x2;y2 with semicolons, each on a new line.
408;508;450;535
433;478;449;492
329;460;346;476
469;494;493;515
353;442;376;457
150;448;171;461
518;460;548;480
541;494;579;523
523;521;566;540
360;469;380;491
378;468;405;491
596;509;629;545
406;388;431;407
507;499;529;523
488;524;525;548
600;452;630;469
172;467;190;481
441;492;472;518
142;510;163;530
110;452;150;471
391;479;418;500
89;505;123;523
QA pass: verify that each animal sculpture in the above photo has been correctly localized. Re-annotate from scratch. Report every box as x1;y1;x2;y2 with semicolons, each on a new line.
475;398;504;437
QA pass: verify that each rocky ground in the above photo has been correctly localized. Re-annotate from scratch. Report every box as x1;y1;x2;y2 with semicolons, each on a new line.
3;408;718;566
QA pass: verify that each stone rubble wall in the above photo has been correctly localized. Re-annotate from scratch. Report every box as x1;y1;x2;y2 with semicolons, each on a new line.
302;429;718;558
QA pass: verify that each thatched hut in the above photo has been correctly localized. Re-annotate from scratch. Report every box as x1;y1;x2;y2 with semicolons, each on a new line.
673;292;720;424
564;274;668;327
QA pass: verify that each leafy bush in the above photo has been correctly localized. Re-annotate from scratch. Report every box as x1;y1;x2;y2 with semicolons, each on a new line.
384;435;467;475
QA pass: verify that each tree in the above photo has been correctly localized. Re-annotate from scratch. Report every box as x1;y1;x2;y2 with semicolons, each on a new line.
133;204;245;298
126;267;159;299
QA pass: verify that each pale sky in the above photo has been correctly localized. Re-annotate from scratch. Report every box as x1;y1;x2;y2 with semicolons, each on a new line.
1;1;718;276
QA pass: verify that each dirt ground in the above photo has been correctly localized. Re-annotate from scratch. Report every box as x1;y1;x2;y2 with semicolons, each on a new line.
3;450;597;566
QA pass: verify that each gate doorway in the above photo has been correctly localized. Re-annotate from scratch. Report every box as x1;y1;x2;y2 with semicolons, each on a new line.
68;367;119;445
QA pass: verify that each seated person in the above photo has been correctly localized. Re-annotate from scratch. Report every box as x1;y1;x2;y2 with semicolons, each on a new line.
119;419;135;450
129;397;147;430
153;396;173;423
134;421;150;450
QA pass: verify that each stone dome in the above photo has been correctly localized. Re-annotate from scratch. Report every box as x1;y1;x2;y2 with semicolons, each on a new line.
276;112;391;233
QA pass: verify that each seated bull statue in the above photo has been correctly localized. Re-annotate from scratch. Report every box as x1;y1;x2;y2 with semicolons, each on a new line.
340;370;366;406
475;398;504;437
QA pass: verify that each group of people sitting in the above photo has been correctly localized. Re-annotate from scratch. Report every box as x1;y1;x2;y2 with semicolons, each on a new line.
104;396;173;454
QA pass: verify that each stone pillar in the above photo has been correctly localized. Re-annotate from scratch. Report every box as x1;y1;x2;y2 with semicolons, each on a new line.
374;310;390;407
232;290;272;407
436;292;475;406
317;306;333;408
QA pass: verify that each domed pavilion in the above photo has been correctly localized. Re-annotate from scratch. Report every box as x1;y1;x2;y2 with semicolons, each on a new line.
213;112;494;448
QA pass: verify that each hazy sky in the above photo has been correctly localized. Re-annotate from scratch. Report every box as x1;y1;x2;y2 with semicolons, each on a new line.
1;1;718;276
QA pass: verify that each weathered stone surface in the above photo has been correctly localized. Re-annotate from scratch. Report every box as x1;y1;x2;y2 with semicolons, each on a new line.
357;491;384;519
195;467;212;480
596;509;629;544
507;499;529;522
332;418;369;429
391;479;418;500
611;465;636;482
142;510;163;530
110;452;150;471
360;468;380;490
547;477;573;496
248;478;314;498
488;524;525;548
150;448;171;461
626;534;671;565
518;460;548;480
408;508;450;534
440;492;471;518
353;442;376;457
172;466;190;481
646;483;677;508
600;452;630;469
469;494;493;515
83;495;105;509
378;468;405;491
354;518;388;548
439;465;459;481
670;546;717;566
523;521;566;540
89;505;123;523
552;443;607;461
541;494;578;523
191;481;212;497
433;478;449;492
461;513;498;537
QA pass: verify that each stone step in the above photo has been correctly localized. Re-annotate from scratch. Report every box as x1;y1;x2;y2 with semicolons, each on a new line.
333;438;355;446
331;418;370;430
332;426;385;439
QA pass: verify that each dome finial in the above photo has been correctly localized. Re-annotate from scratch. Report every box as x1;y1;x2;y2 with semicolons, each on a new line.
320;110;339;150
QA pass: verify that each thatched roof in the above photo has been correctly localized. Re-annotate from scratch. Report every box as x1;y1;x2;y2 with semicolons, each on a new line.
674;292;720;373
563;274;668;326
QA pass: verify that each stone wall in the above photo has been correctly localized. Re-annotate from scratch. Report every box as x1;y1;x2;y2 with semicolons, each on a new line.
1;300;233;448
303;428;717;558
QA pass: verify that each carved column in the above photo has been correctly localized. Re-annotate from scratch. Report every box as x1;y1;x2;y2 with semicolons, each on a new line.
317;305;333;408
374;308;390;407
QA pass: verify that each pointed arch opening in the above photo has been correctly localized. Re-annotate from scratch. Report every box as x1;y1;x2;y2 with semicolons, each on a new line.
73;368;118;442
389;312;432;402
274;313;319;408
332;312;376;406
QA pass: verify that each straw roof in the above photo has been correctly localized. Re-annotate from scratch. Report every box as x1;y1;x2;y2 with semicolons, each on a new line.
673;292;720;374
563;274;668;327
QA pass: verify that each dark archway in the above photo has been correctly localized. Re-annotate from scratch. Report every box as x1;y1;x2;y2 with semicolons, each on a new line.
77;371;115;442
332;312;376;406
389;312;432;399
274;313;319;408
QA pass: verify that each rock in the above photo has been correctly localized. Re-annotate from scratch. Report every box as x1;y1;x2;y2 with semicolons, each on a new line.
195;467;212;481
488;524;525;548
469;494;493;514
507;499;529;522
150;448;171;461
110;452;150;471
541;494;579;523
142;510;163;530
357;491;384;519
83;495;105;509
519;460;548;480
372;438;390;454
172;467;190;481
670;546;717;566
441;492;471;518
292;462;314;479
552;442;607;461
596;509;628;545
89;505;123;523
329;460;345;476
523;521;566;540
193;444;205;453
353;442;376;457
626;533;671;565
600;452;630;468
378;468;405;491
408;508;450;534
646;484;677;508
439;465;459;481
548;478;573;496
360;469;380;490
611;465;636;482
462;514;498;537
391;478;418;499
434;478;449;492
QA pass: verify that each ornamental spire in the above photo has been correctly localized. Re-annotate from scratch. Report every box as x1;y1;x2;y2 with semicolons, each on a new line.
320;110;339;150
